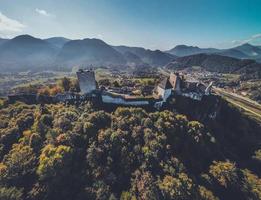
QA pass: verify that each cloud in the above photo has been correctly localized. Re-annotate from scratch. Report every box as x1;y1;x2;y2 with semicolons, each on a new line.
35;8;54;17
232;33;261;46
97;34;103;39
252;33;261;39
0;12;25;32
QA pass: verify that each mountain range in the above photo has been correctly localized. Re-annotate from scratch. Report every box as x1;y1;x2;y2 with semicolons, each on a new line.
167;43;261;61
0;35;176;71
0;34;260;73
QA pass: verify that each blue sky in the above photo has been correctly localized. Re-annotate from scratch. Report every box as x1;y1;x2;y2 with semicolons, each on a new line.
0;0;261;50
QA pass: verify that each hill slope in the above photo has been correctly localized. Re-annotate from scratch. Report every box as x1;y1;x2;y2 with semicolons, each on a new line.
233;43;261;57
55;38;126;68
166;45;219;57
114;45;175;66
45;37;71;49
0;38;9;46
166;53;261;79
0;35;58;71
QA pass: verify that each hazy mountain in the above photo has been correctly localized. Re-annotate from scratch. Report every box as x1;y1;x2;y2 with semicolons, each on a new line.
0;38;9;46
0;34;260;72
167;43;261;62
114;45;176;66
0;35;58;71
215;49;249;59
232;43;261;57
56;38;126;68
122;51;147;67
166;53;261;78
45;37;71;48
166;45;219;57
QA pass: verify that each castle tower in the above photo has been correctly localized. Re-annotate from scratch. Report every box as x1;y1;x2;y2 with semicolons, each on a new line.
169;72;181;93
76;69;97;94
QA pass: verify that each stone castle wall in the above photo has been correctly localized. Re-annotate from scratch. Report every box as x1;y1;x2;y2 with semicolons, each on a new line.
76;70;97;94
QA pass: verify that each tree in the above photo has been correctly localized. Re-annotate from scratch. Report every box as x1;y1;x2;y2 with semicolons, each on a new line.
36;145;74;199
209;161;238;188
198;186;219;200
158;173;195;200
59;77;71;92
131;170;159;200
240;169;261;200
0;127;20;158
0;144;36;187
0;187;23;200
37;144;73;181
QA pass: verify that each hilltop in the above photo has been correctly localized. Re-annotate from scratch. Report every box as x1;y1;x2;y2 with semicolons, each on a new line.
0;35;57;71
166;53;261;79
55;38;126;68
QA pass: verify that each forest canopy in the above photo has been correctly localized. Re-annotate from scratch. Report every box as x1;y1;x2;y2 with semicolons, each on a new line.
0;100;260;200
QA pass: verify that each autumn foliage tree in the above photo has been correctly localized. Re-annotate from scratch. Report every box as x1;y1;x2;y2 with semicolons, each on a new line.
0;101;260;200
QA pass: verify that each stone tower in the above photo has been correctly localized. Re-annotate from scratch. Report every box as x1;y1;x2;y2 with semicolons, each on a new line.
169;72;181;93
76;69;97;94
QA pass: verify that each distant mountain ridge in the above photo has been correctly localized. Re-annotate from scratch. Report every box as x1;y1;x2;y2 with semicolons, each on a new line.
166;45;219;57
0;35;177;71
45;37;71;48
167;43;261;62
56;38;126;67
0;35;58;71
113;45;176;67
0;34;261;72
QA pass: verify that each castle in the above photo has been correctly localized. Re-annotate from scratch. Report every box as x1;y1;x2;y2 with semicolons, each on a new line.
76;69;212;108
8;69;212;107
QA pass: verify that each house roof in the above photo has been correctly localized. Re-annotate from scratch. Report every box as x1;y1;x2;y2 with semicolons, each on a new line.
169;73;181;89
158;77;173;89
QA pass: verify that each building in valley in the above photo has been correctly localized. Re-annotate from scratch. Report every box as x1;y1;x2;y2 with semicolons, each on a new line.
155;72;212;101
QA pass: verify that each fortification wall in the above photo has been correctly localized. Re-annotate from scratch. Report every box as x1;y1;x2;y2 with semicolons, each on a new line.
101;94;149;106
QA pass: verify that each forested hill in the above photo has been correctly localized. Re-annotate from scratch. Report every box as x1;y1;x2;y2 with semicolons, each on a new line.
0;97;260;200
166;53;261;79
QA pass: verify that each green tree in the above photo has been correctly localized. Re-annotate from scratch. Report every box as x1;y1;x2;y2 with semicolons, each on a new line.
0;187;23;200
0;144;36;187
158;173;195;200
131;170;159;200
37;144;73;181
209;161;238;188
